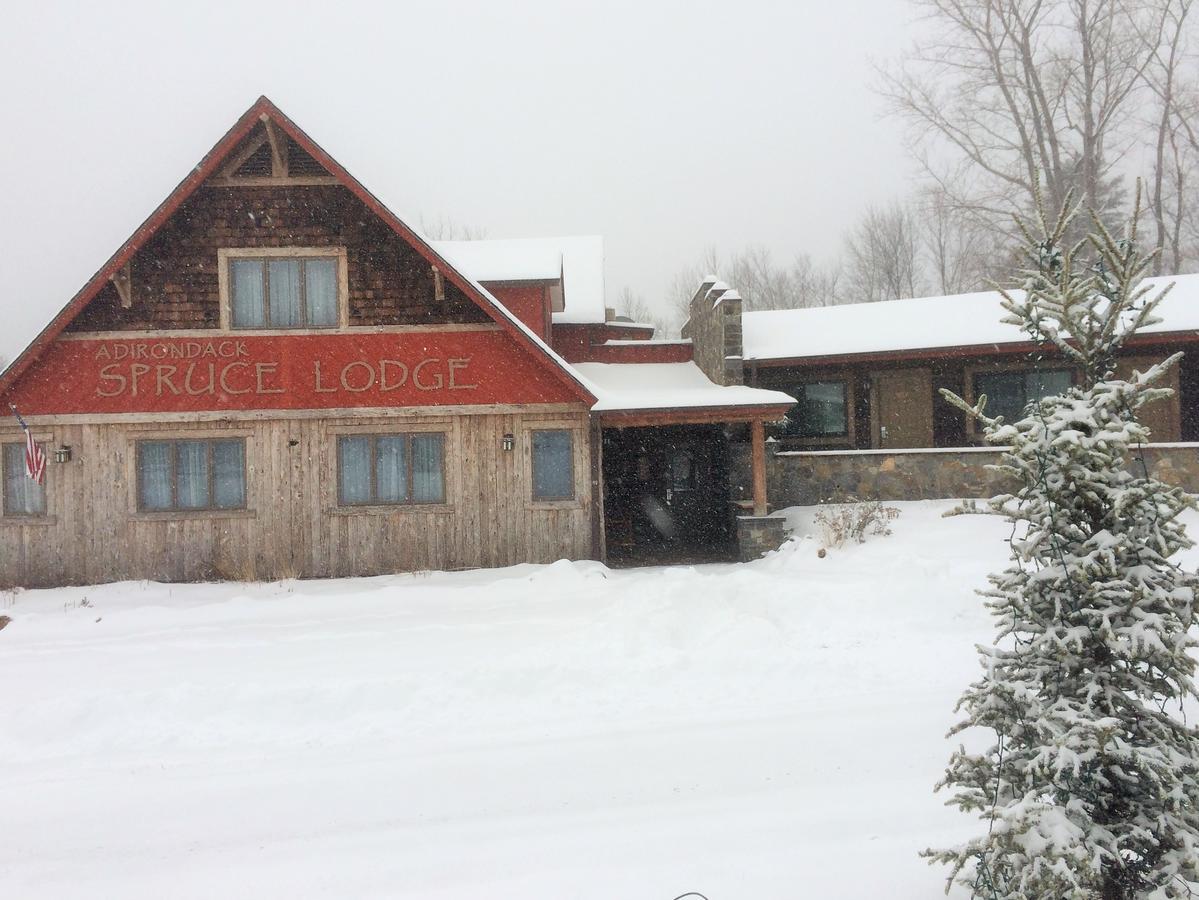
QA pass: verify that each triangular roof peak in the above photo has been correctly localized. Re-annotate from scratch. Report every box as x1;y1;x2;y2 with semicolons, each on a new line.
0;95;594;405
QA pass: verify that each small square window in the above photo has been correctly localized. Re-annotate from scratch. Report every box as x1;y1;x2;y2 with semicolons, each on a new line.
227;254;340;328
337;434;446;506
3;442;47;517
781;381;849;438
136;439;247;512
531;430;574;500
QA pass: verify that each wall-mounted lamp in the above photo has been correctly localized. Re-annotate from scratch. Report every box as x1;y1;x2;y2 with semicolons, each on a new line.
502;433;515;452
54;445;72;463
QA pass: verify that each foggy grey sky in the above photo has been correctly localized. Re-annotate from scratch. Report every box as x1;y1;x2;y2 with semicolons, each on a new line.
0;0;916;356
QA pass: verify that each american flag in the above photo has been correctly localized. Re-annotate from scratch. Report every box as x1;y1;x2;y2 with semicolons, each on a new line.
8;404;46;486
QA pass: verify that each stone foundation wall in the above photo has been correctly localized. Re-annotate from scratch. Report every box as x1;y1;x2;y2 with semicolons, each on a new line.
736;515;791;561
730;443;1199;507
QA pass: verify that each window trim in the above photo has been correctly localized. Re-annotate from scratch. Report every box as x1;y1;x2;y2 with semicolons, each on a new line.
763;371;856;448
529;427;577;503
2;438;50;520
134;438;248;514
787;379;850;439
218;247;349;331
335;432;448;508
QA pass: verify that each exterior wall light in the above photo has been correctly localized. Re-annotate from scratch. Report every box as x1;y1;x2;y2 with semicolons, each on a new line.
502;433;515;452
54;445;72;463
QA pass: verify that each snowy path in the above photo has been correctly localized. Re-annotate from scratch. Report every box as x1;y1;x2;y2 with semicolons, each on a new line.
3;501;1191;898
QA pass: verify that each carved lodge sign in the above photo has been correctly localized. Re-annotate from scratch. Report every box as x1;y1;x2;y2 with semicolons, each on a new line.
3;331;579;414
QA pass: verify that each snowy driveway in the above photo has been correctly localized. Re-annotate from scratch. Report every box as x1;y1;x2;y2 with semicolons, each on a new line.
4;501;1172;899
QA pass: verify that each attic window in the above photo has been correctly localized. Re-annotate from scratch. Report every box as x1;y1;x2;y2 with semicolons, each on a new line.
219;248;346;329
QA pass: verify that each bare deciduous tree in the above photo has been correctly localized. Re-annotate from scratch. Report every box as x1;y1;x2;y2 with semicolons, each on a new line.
418;215;488;241
1143;0;1195;273
667;245;842;329
614;286;671;336
843;201;924;302
919;186;1005;293
880;0;1176;243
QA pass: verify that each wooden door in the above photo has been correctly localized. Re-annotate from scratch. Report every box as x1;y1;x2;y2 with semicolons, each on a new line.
657;441;728;553
871;368;933;449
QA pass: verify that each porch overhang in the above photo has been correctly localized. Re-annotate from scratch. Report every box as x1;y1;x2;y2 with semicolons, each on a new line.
574;361;795;520
596;403;793;429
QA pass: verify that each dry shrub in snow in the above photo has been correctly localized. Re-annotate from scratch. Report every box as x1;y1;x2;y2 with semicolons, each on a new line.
813;498;899;549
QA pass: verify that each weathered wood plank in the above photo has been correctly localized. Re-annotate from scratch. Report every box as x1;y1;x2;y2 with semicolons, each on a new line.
0;411;592;587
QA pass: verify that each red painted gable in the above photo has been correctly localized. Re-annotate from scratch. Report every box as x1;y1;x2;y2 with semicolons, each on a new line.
5;330;579;416
0;96;593;413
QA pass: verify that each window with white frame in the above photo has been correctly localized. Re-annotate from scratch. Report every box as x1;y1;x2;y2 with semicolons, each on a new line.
531;429;574;500
2;442;46;517
337;433;446;506
136;439;247;512
227;254;340;328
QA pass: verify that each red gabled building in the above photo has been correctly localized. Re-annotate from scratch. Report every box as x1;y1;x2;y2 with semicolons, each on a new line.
0;97;792;587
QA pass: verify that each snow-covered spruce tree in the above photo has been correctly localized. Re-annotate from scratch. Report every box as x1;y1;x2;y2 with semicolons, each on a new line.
926;191;1199;900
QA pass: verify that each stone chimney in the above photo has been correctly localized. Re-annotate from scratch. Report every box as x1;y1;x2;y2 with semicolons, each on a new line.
680;275;743;386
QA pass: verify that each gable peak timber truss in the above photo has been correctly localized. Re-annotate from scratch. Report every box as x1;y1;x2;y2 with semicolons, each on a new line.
208;113;337;187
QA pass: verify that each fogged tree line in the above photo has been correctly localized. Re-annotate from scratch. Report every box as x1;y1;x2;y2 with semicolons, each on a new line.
653;0;1199;331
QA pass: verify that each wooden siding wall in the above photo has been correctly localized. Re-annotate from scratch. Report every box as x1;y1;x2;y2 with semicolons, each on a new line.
0;410;593;588
755;345;1191;450
66;185;487;333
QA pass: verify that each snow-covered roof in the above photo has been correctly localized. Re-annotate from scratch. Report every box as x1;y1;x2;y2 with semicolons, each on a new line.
431;239;561;283
572;361;795;413
433;236;606;325
742;275;1199;362
602;339;692;347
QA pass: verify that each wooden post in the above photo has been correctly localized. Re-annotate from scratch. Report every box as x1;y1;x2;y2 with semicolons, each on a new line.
111;262;133;308
262;115;289;178
751;418;768;516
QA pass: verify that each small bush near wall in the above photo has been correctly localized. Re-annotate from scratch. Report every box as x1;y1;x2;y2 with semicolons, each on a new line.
813;497;900;548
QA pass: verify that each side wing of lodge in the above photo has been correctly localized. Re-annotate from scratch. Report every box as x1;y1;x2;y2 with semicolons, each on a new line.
0;97;793;587
680;277;1199;507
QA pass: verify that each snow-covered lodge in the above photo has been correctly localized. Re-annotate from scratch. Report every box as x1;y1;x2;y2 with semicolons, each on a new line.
0;97;793;587
4;96;1198;587
680;276;1199;507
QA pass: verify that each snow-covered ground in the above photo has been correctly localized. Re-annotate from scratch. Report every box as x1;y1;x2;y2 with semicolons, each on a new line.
2;500;1196;899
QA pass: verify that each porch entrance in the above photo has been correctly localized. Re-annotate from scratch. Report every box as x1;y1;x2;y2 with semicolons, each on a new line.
601;424;735;565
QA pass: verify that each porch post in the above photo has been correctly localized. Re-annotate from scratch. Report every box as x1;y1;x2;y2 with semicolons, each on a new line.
751;418;768;516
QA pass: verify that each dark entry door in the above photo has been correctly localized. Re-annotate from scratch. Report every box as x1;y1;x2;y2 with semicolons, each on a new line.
662;446;712;543
602;425;732;562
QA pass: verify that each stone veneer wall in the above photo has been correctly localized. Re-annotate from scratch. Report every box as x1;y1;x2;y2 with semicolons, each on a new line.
736;515;792;561
729;443;1199;507
680;281;743;386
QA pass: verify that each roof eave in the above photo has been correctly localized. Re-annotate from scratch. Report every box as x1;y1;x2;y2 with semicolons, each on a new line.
746;329;1199;369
